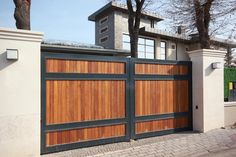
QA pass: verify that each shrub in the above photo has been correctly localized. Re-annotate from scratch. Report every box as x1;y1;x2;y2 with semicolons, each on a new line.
224;67;236;99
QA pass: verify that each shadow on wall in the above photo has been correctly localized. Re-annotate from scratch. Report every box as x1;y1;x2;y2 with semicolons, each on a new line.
205;64;214;76
0;51;16;71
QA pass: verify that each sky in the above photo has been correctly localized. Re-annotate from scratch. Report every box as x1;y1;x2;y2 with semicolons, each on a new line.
0;0;107;44
0;0;235;48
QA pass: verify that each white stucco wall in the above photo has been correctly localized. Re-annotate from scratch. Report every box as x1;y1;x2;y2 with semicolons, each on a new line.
0;28;43;157
188;49;226;132
177;42;190;61
224;102;236;126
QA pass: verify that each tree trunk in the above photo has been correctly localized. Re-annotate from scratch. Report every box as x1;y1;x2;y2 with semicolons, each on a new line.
13;0;31;30
199;29;211;49
193;0;214;49
127;0;145;58
225;46;233;67
130;33;139;58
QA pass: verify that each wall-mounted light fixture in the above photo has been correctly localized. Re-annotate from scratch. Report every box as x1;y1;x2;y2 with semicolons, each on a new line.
6;49;18;60
211;62;222;69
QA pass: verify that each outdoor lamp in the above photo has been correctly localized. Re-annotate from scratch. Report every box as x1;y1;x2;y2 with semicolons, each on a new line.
6;49;18;60
211;62;222;69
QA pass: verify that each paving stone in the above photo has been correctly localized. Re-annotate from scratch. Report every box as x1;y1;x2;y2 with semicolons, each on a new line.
42;128;236;157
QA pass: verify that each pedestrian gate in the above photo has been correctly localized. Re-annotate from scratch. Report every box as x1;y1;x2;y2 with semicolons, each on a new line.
41;52;192;154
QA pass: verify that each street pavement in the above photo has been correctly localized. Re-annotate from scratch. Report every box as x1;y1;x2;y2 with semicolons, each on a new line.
44;128;236;157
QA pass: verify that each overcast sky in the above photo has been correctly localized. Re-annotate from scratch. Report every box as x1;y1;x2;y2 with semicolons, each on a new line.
0;0;107;44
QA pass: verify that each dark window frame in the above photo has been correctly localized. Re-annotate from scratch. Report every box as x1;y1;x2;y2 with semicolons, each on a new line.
122;34;155;59
100;36;108;43
100;26;108;34
151;20;155;28
99;16;108;25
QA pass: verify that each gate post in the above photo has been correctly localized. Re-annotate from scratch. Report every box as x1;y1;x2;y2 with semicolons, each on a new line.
0;28;43;156
188;49;226;132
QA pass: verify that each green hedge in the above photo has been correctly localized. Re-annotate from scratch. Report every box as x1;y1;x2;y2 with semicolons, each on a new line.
224;67;236;99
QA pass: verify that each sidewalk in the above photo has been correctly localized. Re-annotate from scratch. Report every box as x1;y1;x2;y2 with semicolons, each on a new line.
44;128;236;157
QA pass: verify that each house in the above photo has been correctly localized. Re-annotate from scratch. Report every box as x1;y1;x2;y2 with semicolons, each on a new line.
88;1;236;61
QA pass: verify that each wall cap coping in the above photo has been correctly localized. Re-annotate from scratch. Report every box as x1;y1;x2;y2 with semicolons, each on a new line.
187;49;227;58
224;102;236;107
0;27;43;42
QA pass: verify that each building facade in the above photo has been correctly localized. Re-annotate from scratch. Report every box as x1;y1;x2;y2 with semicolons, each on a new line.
89;2;236;61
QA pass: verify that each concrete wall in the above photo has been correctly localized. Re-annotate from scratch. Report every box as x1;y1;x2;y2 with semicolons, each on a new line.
177;42;190;61
0;28;43;157
224;102;236;126
95;12;115;49
188;49;226;132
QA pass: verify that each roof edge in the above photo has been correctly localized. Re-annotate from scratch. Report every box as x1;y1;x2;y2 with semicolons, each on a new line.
41;43;130;56
88;1;163;22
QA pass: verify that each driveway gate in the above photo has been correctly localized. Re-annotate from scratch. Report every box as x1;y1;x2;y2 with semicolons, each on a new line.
41;52;192;154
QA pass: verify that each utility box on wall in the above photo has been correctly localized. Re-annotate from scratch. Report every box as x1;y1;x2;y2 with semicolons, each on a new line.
228;81;236;101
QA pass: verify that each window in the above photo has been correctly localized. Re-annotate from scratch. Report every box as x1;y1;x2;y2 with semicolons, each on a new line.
151;20;155;28
100;26;108;34
99;16;108;25
100;36;108;43
122;34;155;59
160;41;166;60
122;34;130;51
151;20;157;28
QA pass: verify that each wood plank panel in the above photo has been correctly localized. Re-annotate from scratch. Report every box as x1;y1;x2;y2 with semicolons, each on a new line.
46;80;126;124
135;80;189;116
46;59;125;74
135;63;188;75
46;124;125;146
135;117;188;134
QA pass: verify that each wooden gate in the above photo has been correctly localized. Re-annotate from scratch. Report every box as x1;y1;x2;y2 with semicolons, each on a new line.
130;59;192;139
41;52;192;154
41;52;130;154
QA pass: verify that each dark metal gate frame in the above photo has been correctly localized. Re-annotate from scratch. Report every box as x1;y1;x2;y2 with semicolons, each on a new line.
41;52;192;154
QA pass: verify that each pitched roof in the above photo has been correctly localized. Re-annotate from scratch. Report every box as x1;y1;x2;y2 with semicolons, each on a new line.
88;1;163;22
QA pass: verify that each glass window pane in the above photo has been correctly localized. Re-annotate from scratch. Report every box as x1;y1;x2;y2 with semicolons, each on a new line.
161;42;166;48
146;39;154;46
146;53;154;59
160;48;165;55
138;44;145;52
123;34;130;42
138;38;145;44
160;54;165;60
138;52;145;58
123;42;130;51
146;46;154;53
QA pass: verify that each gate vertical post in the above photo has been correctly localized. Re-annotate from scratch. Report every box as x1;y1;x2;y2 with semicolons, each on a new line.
129;58;135;139
125;59;131;140
188;49;226;132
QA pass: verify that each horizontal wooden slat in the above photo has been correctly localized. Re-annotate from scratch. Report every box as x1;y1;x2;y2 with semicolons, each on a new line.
46;124;125;146
135;80;189;116
46;59;125;74
135;117;188;134
46;80;126;124
135;63;188;75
